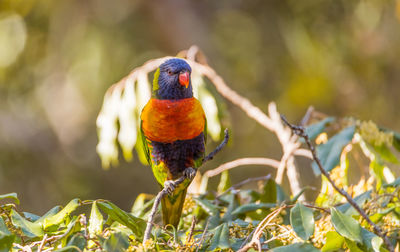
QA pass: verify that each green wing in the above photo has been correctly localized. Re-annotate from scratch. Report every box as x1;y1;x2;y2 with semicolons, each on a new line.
138;120;151;165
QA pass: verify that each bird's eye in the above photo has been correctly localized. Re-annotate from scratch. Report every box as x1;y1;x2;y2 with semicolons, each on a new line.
167;70;173;75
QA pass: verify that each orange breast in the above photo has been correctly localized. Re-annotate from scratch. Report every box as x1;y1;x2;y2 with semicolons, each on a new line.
141;98;205;143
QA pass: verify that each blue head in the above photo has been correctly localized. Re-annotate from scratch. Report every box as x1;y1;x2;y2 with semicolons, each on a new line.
153;58;193;100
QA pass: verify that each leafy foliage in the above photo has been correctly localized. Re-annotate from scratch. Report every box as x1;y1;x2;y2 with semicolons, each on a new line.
2;116;400;251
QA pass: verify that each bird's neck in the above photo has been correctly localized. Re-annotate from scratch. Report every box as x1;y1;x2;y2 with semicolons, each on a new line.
154;85;193;100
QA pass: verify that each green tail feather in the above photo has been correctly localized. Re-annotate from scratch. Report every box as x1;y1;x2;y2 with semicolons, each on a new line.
161;185;187;227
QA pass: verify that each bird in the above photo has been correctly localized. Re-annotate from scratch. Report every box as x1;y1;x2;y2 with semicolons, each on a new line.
140;58;206;227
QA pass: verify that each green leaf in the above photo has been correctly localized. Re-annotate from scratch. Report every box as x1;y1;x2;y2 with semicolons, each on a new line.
88;201;103;236
66;233;86;251
290;203;315;240
291;187;313;204
344;238;364;252
321;231;344;252
330;207;362;243
131;193;154;218
0;217;14;252
276;184;290;203
10;209;43;238
97;201;146;239
260;178;277;203
337;190;371;216
102;232;130;252
369;159;386;189
22;212;41;222
217;170;231;194
392;131;400;152
221;194;239;222
59;217;81;247
271;242;320;252
361;228;383;252
383;177;400;188
312;126;355;175
231;203;276;215
24;206;62;224
35;206;62;225
305;117;335;141
208;223;230;250
0;193;19;205
193;197;220;216
373;144;398;164
43;199;80;230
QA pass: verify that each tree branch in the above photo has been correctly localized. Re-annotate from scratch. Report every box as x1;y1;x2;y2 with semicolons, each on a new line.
204;158;280;178
280;115;394;252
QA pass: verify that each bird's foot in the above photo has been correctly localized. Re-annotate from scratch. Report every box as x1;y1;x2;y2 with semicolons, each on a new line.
164;180;176;195
183;167;197;180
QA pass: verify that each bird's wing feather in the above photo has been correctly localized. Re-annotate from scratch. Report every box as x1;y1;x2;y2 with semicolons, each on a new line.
139;120;151;165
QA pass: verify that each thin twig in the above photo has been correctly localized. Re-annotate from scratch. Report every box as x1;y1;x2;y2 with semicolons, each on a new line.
186;216;197;245
239;227;256;250
203;129;229;162
143;129;229;246
195;218;210;252
37;234;47;252
280;115;395;252
293;148;313;159
204;158;280;178
238;207;285;252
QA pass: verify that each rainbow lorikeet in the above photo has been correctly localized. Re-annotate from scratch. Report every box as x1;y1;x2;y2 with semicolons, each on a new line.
140;58;206;227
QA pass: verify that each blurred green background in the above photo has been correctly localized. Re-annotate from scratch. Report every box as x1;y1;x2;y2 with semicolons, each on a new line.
1;0;400;214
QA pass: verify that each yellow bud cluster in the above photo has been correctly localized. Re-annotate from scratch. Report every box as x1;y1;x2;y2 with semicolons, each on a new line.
330;166;346;189
312;214;335;248
182;195;196;215
359;120;393;146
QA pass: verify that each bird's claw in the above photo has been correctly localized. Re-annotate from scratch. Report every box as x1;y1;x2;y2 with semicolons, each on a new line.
164;180;175;195
183;167;196;180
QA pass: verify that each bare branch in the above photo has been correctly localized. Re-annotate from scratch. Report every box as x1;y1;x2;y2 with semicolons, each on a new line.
204;158;280;178
293;148;313;159
195;218;210;252
281;115;395;252
203;128;229;162
186;216;196;246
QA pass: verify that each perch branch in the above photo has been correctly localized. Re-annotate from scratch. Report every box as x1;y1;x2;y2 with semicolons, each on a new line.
280;115;395;252
143;129;229;246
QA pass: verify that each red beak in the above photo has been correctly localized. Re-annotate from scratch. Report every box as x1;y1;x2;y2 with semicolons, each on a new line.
179;71;190;88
